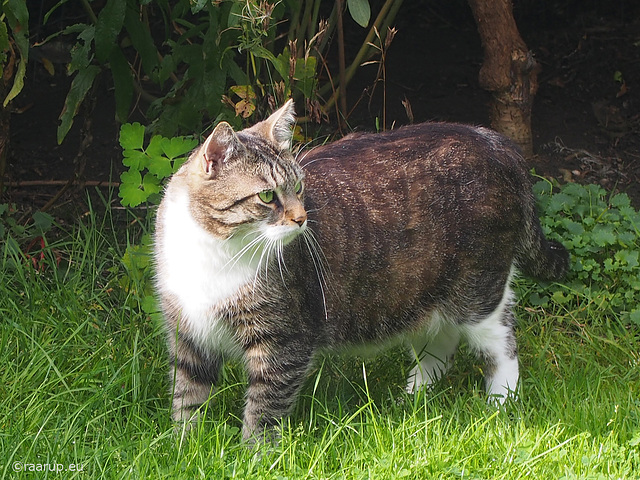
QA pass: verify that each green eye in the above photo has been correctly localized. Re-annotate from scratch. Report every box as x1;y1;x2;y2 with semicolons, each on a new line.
258;190;275;204
294;180;303;194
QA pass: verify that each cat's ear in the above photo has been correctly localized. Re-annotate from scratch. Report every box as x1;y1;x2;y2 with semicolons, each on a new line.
249;99;296;151
201;122;241;177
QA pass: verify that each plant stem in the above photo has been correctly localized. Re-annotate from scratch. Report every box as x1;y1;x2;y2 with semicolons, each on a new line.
336;0;348;131
321;0;403;112
80;0;98;24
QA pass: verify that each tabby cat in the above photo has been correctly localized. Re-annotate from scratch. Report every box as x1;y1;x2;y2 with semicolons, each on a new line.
154;100;568;442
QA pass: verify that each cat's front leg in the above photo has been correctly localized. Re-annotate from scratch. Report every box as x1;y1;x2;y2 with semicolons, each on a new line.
241;341;313;444
168;337;222;427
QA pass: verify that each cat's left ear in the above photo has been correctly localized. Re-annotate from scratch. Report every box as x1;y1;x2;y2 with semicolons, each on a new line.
200;122;242;178
249;99;296;151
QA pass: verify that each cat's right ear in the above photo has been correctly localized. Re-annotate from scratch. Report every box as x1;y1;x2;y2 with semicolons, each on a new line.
201;122;240;177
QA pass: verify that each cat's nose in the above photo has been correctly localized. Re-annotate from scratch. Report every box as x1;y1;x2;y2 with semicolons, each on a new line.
291;212;307;227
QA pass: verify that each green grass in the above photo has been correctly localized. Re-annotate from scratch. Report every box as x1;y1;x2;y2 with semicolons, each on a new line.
1;204;639;479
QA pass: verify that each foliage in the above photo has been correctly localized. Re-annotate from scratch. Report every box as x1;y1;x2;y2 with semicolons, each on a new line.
0;203;55;272
118;122;198;207
44;0;395;144
1;0;29;106
53;0;245;142
519;180;640;325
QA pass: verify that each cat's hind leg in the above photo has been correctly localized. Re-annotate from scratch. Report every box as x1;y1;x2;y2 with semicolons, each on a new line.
405;317;461;393
460;284;519;404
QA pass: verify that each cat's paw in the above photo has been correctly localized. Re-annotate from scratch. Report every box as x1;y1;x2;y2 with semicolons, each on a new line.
405;364;437;393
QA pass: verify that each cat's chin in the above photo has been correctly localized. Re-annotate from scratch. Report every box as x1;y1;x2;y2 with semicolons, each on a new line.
262;223;307;246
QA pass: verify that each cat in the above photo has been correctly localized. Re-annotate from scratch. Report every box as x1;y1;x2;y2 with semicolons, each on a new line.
153;99;568;443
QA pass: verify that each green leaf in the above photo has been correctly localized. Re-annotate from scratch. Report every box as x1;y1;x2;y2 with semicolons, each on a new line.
249;45;279;65
228;1;244;28
120;169;142;185
551;290;570;304
274;49;292;82
613;70;624;83
173;156;189;172
2;0;30;106
109;47;133;122
294;56;317;98
0;21;9;64
603;257;615;272
119;184;147;207
57;65;101;144
591;224;616;247
561;218;585;236
615;250;639;271
141;295;159;314
6;0;28;29
617;231;636;248
146;155;173;179
122;150;148;171
119;170;147;207
68;25;95;74
160;137;198;160
156;54;177;85
533;180;552;197
123;9;159;77
3;54;26;107
548;193;573;214
347;0;371;27
120;123;146;150
146;136;165;158
142;173;162;196
94;0;126;63
610;193;631;208
190;0;209;14
528;292;549;307
32;212;54;233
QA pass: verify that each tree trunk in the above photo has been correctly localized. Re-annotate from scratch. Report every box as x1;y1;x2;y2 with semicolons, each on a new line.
468;0;538;157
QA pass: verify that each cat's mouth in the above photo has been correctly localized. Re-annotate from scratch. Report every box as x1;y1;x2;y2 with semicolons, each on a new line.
263;222;307;246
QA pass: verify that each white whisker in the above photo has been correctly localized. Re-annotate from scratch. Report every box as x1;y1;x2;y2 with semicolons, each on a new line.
252;238;272;291
301;228;332;320
221;234;264;273
300;156;330;169
276;240;290;288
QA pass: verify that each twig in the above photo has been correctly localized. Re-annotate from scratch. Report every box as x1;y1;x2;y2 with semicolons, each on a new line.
80;0;99;24
320;0;403;111
4;180;120;187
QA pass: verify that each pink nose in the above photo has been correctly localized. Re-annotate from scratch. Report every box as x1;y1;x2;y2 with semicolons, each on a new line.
291;212;307;226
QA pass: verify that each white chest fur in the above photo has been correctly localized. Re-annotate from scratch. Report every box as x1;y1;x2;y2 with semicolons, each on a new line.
155;190;256;354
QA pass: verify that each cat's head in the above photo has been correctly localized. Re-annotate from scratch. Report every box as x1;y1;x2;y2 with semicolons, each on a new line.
182;100;307;247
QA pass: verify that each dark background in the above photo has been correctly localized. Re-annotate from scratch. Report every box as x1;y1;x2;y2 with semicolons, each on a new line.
5;0;640;217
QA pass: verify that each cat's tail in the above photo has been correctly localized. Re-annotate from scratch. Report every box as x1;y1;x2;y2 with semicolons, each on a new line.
515;200;570;281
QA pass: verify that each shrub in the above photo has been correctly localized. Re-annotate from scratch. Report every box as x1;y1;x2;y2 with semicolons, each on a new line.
519;180;640;326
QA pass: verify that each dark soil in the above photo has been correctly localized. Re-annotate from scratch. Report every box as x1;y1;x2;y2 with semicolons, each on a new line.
4;1;640;221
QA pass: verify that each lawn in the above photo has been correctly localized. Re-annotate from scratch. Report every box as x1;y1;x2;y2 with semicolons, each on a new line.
1;194;639;479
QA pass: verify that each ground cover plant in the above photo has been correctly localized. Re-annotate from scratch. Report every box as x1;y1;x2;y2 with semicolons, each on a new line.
1;179;639;478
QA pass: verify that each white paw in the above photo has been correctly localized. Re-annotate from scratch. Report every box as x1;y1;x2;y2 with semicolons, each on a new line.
405;363;441;394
